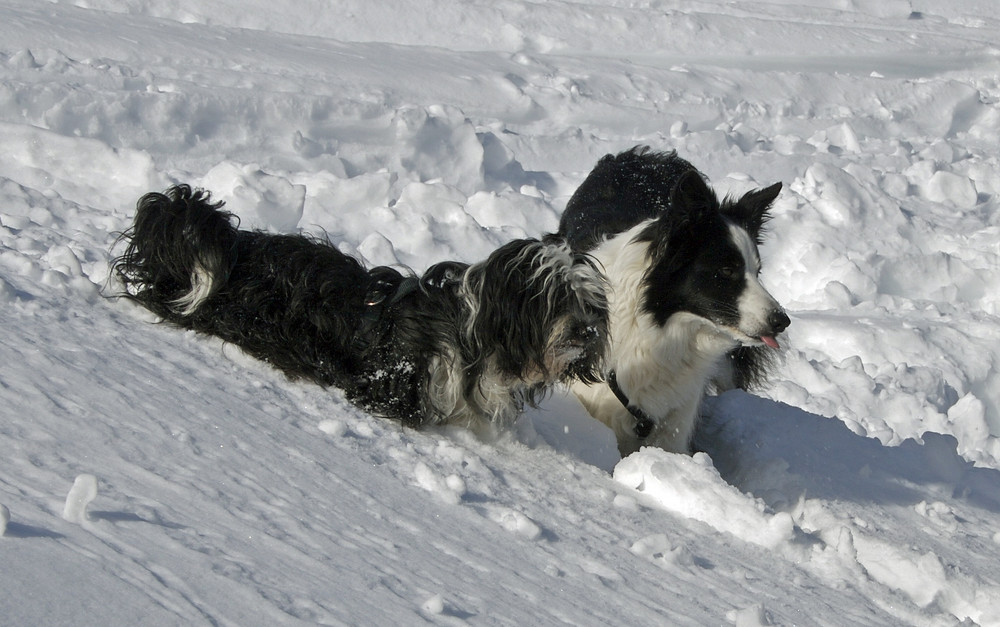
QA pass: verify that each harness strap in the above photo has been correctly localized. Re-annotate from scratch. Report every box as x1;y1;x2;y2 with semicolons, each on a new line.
607;370;656;440
353;276;420;354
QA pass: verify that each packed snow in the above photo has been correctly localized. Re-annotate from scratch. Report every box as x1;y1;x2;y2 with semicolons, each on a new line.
2;0;1000;624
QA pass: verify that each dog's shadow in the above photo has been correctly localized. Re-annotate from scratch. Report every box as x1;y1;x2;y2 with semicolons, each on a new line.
526;387;1000;515
696;390;1000;514
521;387;623;473
1;521;65;539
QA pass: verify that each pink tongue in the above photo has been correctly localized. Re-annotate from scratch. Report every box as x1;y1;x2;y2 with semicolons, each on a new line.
761;336;780;349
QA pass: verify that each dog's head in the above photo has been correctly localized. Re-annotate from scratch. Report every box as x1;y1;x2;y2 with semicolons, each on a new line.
460;238;609;396
639;170;789;347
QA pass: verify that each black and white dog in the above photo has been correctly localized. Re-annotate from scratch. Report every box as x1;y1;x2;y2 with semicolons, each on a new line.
558;147;789;455
113;185;609;432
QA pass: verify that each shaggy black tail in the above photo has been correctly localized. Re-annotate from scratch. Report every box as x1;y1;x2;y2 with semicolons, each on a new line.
113;184;238;319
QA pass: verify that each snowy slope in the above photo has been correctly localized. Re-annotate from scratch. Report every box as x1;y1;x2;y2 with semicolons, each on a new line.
2;0;1000;624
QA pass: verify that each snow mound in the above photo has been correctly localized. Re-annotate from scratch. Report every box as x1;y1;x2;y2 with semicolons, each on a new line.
615;448;795;549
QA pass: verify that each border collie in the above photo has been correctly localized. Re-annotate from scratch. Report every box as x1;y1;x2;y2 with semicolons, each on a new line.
113;185;609;433
558;147;789;455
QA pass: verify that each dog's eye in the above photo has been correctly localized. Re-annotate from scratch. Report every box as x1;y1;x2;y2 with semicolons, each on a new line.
718;267;739;280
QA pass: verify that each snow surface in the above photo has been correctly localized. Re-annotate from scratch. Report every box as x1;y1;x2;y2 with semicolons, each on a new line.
2;0;1000;624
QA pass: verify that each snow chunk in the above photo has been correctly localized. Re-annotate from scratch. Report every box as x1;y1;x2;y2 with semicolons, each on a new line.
317;419;348;437
614;449;794;549
947;393;990;448
495;509;542;541
393;105;484;195
413;462;463;505
728;603;773;627
0;122;160;207
825;122;862;153
420;594;445;615
926;170;978;208
629;533;696;569
200;163;306;232
464;189;558;237
0;504;9;537
62;474;98;524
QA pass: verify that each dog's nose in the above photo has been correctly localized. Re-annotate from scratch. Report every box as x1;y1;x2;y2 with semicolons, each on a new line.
768;310;791;335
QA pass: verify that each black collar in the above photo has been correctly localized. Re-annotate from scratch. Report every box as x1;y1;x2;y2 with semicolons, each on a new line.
607;370;656;440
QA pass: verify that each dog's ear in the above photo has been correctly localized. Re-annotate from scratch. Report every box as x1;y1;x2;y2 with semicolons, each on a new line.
639;170;718;268
723;182;782;242
670;170;717;214
461;240;553;381
659;169;719;237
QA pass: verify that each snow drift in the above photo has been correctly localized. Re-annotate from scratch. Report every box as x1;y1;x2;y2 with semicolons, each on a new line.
2;0;1000;625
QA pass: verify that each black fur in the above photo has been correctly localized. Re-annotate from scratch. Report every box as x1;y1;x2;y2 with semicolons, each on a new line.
114;185;608;429
559;147;700;251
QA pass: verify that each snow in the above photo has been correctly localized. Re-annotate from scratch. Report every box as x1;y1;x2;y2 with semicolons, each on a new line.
61;473;99;524
2;0;1000;624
